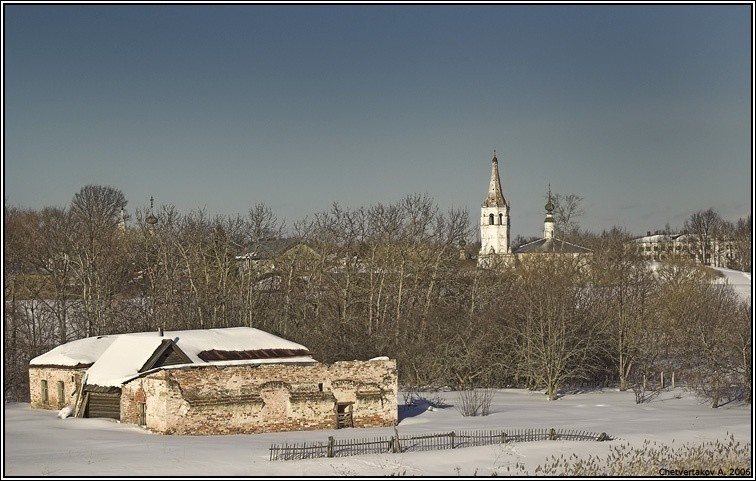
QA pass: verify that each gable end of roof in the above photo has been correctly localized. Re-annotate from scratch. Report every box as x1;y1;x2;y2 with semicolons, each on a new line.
139;339;193;372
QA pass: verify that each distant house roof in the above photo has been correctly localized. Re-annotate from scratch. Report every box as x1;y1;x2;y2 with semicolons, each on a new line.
634;234;671;243
633;233;699;244
514;237;593;254
30;327;315;387
235;239;315;261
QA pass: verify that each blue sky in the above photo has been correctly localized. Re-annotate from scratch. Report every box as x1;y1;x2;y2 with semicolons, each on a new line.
3;4;753;239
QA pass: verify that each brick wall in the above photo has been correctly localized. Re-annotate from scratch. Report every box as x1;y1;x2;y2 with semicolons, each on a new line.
121;359;397;435
28;367;87;410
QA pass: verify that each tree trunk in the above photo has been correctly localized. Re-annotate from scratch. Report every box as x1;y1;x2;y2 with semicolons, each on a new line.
710;373;720;408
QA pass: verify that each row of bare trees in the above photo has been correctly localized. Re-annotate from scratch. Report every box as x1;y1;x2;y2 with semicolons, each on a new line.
4;185;751;408
682;208;752;271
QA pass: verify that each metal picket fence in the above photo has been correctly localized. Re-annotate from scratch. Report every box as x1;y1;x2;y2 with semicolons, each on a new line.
269;427;611;461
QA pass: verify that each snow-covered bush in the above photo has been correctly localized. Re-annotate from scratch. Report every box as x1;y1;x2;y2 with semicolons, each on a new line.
57;405;74;419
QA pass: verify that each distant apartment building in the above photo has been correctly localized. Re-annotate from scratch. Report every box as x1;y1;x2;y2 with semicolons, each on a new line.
632;231;735;267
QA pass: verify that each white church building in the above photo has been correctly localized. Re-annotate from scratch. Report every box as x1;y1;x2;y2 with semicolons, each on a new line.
476;153;592;268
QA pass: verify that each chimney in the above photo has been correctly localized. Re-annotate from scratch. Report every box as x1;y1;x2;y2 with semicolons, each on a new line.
647;231;651;236
158;327;164;337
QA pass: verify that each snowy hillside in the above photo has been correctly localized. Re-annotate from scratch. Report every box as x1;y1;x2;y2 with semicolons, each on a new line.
710;266;752;302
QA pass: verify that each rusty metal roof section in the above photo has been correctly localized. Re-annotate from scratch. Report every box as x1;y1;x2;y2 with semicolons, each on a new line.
197;348;312;362
482;152;508;208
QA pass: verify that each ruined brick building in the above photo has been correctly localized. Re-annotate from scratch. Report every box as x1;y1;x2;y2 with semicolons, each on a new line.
29;327;397;435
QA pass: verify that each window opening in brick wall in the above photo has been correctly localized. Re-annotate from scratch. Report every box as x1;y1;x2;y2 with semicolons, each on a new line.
41;380;48;403
57;381;65;408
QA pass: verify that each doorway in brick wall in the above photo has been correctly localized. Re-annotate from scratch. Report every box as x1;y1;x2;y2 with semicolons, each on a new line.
137;402;146;426
335;402;353;429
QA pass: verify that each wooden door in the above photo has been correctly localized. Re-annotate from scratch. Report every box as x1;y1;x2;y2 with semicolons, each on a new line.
85;393;121;420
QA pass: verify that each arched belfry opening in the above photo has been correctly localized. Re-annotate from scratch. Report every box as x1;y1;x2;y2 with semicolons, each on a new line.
489;213;495;225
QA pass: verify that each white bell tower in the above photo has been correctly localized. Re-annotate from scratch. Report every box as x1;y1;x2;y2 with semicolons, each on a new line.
544;186;555;240
479;152;510;263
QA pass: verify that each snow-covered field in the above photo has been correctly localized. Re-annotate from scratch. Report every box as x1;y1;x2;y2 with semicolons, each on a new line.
3;387;751;477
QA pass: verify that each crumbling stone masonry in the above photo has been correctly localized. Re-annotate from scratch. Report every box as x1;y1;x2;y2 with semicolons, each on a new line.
119;359;398;435
28;367;87;410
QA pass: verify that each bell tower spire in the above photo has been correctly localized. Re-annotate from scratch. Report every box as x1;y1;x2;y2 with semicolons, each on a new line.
483;150;507;208
479;152;511;265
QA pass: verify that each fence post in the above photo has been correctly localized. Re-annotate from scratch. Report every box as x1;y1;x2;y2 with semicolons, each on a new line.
661;371;665;389
327;436;334;458
549;428;557;440
672;371;675;388
501;431;507;444
643;374;647;391
393;426;400;453
450;431;455;449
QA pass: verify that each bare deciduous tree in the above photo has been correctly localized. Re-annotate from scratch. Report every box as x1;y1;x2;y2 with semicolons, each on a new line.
551;192;585;241
68;185;130;337
590;227;656;391
721;215;752;271
683;208;722;266
512;256;602;400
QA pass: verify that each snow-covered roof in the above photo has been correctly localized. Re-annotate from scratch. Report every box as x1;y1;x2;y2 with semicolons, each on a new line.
163;327;309;363
29;335;119;367
235;240;314;261
634;234;671;243
672;233;695;242
514;237;592;254
84;336;168;387
30;327;315;387
633;233;696;243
